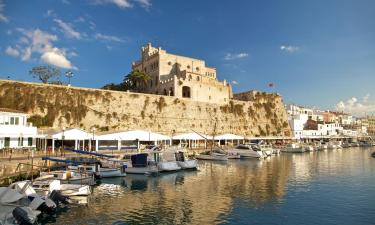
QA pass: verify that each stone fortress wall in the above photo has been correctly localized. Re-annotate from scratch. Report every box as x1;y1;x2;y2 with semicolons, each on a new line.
0;80;291;137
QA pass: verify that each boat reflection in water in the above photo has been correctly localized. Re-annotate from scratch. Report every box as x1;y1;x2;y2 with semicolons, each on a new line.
46;148;375;225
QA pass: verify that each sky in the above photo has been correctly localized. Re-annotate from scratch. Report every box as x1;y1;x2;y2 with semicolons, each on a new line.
0;0;374;116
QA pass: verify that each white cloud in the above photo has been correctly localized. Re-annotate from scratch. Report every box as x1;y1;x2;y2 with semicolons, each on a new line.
134;0;151;9
91;0;151;9
5;46;20;57
280;45;300;53
0;0;8;22
95;33;125;42
336;94;375;116
41;48;75;69
54;19;81;39
224;52;249;60
21;47;31;61
62;0;70;4
91;0;132;8
231;80;239;85
9;28;76;69
45;9;55;17
75;17;85;23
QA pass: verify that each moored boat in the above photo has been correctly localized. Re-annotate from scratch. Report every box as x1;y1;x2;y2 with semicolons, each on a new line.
195;149;228;161
227;144;264;158
32;178;92;196
124;153;159;175
282;143;305;153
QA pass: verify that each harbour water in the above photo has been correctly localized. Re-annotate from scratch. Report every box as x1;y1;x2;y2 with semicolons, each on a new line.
42;147;375;225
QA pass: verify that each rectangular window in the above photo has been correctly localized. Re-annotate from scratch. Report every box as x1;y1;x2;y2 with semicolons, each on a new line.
10;117;15;125
15;117;19;125
4;137;10;147
18;137;23;147
28;137;33;146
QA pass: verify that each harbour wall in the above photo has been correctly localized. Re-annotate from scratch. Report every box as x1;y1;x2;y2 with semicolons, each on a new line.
0;80;291;137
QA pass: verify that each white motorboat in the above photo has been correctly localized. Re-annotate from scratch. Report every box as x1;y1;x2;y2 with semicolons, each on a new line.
32;178;92;196
227;152;241;159
282;143;305;153
0;180;60;224
227;144;264;158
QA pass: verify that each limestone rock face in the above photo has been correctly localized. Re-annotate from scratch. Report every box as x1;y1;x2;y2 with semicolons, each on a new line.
0;80;291;137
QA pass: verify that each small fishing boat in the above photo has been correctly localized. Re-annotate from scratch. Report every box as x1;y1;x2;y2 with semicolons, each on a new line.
68;164;126;178
39;170;96;185
125;153;159;175
174;151;198;169
327;142;338;149
156;151;182;172
164;145;198;169
341;142;350;148
303;145;314;152
195;149;228;161
282;143;305;153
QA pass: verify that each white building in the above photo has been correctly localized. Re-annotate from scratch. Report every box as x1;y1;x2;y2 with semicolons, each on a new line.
318;123;343;136
0;108;38;149
288;114;309;138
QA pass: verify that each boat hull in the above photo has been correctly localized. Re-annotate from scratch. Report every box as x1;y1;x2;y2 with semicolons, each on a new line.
158;162;181;172
176;160;198;169
228;150;263;158
195;154;228;161
99;168;126;178
125;167;159;174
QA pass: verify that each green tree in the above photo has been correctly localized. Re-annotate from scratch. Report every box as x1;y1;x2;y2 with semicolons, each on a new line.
29;65;61;84
124;70;151;92
102;83;124;91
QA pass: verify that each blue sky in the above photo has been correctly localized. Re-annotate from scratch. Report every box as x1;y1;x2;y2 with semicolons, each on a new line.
0;0;374;115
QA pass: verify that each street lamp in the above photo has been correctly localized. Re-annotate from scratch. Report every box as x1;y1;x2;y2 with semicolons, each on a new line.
65;70;74;86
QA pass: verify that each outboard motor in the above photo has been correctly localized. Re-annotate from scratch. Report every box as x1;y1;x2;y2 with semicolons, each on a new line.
27;195;56;215
12;207;35;225
49;190;70;205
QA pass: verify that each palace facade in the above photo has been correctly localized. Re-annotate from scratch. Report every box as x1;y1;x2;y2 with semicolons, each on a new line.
132;43;232;104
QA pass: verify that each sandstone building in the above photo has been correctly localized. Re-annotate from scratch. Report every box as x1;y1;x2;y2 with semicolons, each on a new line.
132;43;232;104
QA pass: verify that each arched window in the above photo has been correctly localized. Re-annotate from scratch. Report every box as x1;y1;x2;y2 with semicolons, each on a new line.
182;86;191;98
169;87;174;96
196;76;200;81
188;74;192;80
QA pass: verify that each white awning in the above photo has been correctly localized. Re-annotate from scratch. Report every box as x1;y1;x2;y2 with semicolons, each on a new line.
96;130;170;141
214;133;244;140
172;132;212;140
39;128;92;140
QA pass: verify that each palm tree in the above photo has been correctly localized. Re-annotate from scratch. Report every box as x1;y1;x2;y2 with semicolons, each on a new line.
124;70;151;92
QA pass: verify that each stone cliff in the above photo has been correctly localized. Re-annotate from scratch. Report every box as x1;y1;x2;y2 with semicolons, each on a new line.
0;80;291;137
